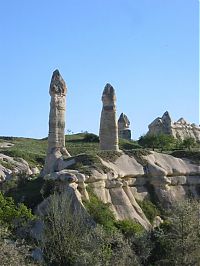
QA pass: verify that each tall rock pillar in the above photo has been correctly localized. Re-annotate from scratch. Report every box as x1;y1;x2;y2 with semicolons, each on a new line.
43;70;70;174
99;83;119;151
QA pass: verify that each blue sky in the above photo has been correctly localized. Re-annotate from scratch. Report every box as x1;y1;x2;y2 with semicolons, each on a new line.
0;0;199;139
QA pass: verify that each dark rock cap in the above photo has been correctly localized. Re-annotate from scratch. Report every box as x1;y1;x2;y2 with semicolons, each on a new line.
49;69;67;96
102;83;116;103
118;113;130;126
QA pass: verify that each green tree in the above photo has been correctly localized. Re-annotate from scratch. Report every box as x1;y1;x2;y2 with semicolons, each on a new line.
40;192;138;266
152;200;200;265
138;134;175;151
182;137;196;150
156;134;175;152
138;134;158;151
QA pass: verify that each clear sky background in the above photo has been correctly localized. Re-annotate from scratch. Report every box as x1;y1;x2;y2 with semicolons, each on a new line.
0;0;199;140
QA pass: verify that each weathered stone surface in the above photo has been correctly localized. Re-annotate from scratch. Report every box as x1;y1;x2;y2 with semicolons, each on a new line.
99;154;144;178
146;152;200;177
43;70;70;175
0;153;33;181
153;216;163;229
44;151;200;229
99;84;119;151
118;113;131;140
148;111;200;141
0;142;14;148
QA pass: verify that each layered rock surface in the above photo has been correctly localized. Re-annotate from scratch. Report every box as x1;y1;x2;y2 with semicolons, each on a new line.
148;111;200;141
45;151;200;230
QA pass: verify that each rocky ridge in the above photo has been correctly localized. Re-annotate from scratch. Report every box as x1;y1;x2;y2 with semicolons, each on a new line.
44;151;200;230
148;111;200;141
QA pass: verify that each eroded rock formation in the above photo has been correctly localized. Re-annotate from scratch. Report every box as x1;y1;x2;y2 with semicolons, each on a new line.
43;70;70;175
148;111;200;141
99;84;119;151
0;153;38;181
44;150;200;230
118;113;131;140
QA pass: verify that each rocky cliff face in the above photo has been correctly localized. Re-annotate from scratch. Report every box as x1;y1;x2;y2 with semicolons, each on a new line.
44;151;200;230
148;111;200;141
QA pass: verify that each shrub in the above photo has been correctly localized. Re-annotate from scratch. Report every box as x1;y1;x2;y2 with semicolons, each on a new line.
0;192;34;230
2;176;44;210
137;199;160;223
40;192;139;266
83;133;99;142
119;139;141;150
84;187;116;231
115;219;144;236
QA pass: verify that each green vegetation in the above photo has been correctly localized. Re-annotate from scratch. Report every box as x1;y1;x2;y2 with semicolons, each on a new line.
84;187;117;231
119;138;141;150
97;150;122;162
137;199;160;223
0;137;47;167
0;192;34;230
41;192;137;266
66;153;110;174
115;219;144;236
170;150;200;164
150;200;200;265
138;133;176;152
1;133;200;265
0;176;44;209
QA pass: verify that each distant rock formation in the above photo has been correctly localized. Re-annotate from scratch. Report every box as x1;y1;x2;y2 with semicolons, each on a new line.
99;84;119;151
118;113;131;140
148;111;200;141
43;70;70;175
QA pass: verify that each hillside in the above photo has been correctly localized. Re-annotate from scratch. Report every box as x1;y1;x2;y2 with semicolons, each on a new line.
0;133;200;265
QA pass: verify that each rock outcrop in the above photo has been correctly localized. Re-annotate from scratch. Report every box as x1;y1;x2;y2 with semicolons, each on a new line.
46;151;200;230
0;153;37;181
148;111;200;141
43;70;70;175
118;113;131;140
99;84;119;151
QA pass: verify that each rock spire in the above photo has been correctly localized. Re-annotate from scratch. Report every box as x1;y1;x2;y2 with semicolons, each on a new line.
43;70;70;174
118;113;131;140
99;83;119;151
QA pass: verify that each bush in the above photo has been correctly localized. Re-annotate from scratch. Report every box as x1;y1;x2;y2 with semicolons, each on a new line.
84;188;116;231
0;192;34;230
138;134;176;151
115;220;144;236
40;192;139;266
119;139;141;150
137;199;160;223
83;133;99;142
2;177;44;210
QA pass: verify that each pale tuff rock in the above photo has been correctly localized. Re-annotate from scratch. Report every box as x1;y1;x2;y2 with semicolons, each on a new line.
118;113;131;140
99;84;119;151
0;153;34;181
40;151;199;229
148;111;200;141
43;70;70;175
0;142;14;148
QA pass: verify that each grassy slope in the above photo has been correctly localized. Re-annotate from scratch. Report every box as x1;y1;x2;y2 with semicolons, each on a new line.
0;134;141;167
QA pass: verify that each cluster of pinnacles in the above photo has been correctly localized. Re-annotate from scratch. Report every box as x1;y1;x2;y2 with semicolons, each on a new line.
43;70;131;174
